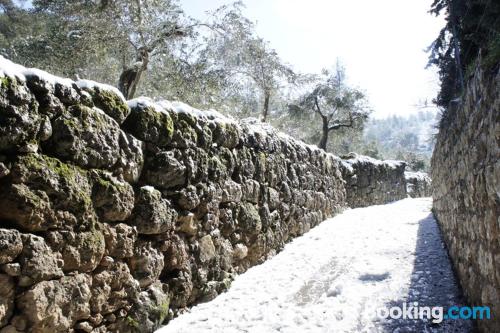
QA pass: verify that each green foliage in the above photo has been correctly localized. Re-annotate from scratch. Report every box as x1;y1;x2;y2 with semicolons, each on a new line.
427;0;500;110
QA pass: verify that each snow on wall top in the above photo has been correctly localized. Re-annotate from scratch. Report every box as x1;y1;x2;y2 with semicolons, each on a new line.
127;97;236;125
0;56;125;101
1;56;409;172
404;171;430;181
341;153;405;170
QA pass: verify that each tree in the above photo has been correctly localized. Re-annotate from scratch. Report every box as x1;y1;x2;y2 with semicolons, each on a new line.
289;64;371;151
204;2;296;121
427;0;500;110
236;38;296;122
29;0;191;99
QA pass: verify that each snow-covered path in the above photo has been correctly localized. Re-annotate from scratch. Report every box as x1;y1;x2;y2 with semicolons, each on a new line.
158;198;472;333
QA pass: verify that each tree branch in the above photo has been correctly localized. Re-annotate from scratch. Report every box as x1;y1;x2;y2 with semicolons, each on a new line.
328;115;354;131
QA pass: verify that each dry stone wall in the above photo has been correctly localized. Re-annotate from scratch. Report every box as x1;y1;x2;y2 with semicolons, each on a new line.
405;171;432;198
0;58;415;333
431;65;499;332
341;153;407;208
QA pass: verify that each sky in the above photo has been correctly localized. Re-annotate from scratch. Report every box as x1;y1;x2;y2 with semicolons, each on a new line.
181;0;444;118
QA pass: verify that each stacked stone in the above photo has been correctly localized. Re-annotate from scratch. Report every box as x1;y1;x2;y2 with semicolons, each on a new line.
0;60;347;333
404;171;432;198
341;153;407;208
431;65;499;332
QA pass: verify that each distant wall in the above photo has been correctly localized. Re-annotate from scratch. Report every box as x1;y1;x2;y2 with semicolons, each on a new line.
341;153;407;208
0;58;416;333
431;66;499;332
405;171;432;198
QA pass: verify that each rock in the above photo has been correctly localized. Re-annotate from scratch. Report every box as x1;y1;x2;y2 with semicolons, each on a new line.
48;229;105;272
18;234;64;283
0;77;42;153
233;243;248;260
74;321;93;333
81;85;130;124
0;162;9;178
99;256;114;267
113;282;170;333
221;180;243;203
117;132;144;184
212;122;241;149
90;261;139;315
170;118;198;148
0;274;14;327
90;170;135;222
198;235;216;263
127;186;177;235
175;185;200;210
102;223;137;259
142;150;186;189
242;179;260;204
176;212;198;236
238;202;262;235
0;229;22;264
217;238;233;271
44;104;122;169
38;115;52;141
268;187;280;211
166;269;193;309
128;241;164;288
10;316;27;331
0;326;22;333
17;273;92;333
0;154;96;231
163;234;189;273
122;101;174;147
1;263;20;277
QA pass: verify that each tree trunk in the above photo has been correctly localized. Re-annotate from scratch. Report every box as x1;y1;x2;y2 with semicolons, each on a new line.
118;47;149;100
318;116;329;151
260;90;270;122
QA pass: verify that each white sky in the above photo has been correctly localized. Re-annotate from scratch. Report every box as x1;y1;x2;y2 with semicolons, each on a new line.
181;0;444;118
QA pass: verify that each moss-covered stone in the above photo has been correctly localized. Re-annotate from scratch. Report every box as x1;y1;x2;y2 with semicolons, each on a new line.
212;122;240;149
0;76;12;89
0;77;42;153
44;104;122;169
122;105;174;148
127;186;177;234
90;170;135;222
90;88;130;124
0;153;96;231
55;228;105;272
170;119;198;148
238;202;262;235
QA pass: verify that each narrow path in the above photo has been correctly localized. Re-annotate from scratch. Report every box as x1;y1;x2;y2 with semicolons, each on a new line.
158;198;472;333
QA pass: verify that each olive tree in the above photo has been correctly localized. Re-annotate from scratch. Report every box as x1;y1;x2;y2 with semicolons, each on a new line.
289;65;371;151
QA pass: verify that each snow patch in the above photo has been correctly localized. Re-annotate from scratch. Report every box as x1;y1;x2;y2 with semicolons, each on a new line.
128;97;238;125
75;79;125;101
342;153;405;170
0;55;73;86
404;171;430;182
141;185;157;192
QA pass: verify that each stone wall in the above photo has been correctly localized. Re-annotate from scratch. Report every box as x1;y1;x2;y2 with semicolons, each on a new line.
431;65;499;332
405;171;432;198
341;153;407;208
0;58;413;333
